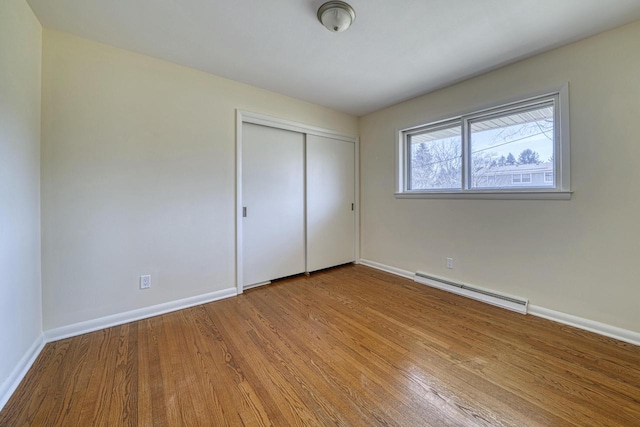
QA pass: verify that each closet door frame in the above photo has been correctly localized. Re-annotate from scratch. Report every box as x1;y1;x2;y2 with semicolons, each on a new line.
235;110;359;294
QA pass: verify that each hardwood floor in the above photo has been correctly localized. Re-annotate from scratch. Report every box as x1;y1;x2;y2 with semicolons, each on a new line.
1;264;639;426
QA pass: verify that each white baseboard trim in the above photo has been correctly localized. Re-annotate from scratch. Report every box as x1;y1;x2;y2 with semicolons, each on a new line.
358;258;414;279
528;305;640;347
0;334;45;412
44;287;237;343
358;259;640;347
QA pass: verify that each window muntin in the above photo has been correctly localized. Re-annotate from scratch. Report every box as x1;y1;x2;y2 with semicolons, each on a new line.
407;122;462;190
398;89;569;199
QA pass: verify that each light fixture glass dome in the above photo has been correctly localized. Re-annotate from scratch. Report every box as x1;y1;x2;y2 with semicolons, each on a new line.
317;1;356;33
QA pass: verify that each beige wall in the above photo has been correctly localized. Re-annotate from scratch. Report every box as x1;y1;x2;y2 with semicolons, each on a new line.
359;20;640;332
0;0;42;393
41;30;358;330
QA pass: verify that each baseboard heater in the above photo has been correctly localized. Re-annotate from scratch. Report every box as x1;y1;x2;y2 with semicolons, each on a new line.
414;272;529;314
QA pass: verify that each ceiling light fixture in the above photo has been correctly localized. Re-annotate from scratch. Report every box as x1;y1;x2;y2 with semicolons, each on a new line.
317;1;356;33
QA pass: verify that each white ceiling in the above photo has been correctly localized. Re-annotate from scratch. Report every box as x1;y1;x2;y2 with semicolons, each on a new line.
26;0;640;116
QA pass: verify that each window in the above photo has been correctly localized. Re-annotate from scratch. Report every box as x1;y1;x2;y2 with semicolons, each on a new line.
407;121;461;190
512;173;533;184
544;172;553;183
397;85;571;199
469;104;552;189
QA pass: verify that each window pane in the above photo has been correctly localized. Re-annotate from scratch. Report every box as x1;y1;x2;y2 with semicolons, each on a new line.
469;104;554;189
408;124;462;190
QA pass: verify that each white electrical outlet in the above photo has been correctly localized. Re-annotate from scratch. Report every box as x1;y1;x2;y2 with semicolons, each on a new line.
446;258;454;269
140;275;151;289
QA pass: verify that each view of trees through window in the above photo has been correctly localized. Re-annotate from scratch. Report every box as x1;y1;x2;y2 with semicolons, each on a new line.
408;104;555;190
408;125;462;190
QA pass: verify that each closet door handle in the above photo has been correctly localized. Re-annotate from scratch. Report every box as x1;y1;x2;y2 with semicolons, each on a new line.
243;207;247;217
351;203;354;211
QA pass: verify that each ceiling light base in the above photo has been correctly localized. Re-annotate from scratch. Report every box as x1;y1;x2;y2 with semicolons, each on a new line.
317;1;356;33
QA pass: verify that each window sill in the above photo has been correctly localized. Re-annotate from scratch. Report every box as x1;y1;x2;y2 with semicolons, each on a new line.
394;191;572;200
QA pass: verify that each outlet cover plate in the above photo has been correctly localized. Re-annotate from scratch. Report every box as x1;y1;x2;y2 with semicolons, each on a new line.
140;275;151;289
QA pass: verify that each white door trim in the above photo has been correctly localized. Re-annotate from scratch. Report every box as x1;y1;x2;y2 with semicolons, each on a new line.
239;110;357;142
235;110;358;294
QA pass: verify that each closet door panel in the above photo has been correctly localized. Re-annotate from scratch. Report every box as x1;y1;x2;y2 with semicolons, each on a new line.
242;123;305;287
306;135;355;272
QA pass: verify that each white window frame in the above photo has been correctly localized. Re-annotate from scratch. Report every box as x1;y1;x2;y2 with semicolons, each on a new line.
395;84;571;200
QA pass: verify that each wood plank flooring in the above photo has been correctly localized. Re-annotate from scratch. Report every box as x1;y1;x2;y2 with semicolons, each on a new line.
1;264;639;426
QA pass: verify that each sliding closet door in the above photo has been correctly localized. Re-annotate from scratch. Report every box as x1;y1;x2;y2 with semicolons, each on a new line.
242;123;305;287
306;135;355;272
